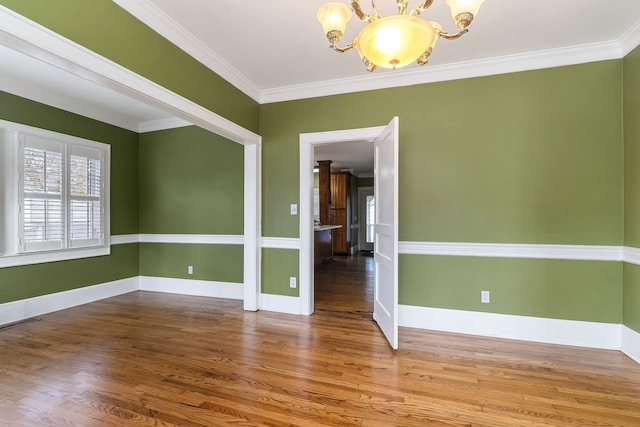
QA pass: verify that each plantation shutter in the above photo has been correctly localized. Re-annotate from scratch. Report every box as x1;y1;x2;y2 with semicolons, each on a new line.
21;136;64;252
69;145;103;247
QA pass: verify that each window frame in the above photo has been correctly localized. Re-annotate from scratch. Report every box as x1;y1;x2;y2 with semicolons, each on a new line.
0;119;110;268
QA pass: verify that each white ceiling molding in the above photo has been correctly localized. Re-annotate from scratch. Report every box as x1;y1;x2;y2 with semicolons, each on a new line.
138;117;192;133
260;39;623;104
0;5;260;145
619;18;640;57
112;0;262;103
112;1;640;105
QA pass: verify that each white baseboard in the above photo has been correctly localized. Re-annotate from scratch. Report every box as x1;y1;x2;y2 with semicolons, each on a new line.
139;276;243;300
260;293;301;315
399;305;621;350
0;277;139;327
622;326;640;364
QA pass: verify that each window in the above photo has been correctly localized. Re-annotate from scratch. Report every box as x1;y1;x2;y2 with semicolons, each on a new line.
0;119;110;267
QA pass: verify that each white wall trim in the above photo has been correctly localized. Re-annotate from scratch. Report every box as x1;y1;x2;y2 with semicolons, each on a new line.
139;276;243;300
138;117;192;133
300;125;386;317
243;143;262;311
111;234;140;245
114;235;640;266
622;326;640;364
139;234;244;245
260;293;301;315
261;237;301;250
399;241;623;261
112;0;261;103
0;277;138;327
623;246;640;266
399;305;621;350
0;246;110;269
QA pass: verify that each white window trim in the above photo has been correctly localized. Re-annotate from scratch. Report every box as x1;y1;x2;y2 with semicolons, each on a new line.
0;119;110;268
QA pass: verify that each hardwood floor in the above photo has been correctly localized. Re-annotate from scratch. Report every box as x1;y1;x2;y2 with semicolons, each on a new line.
1;254;639;426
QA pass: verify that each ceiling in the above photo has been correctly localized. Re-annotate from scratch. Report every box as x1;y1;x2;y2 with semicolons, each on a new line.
116;0;640;102
315;140;375;177
2;0;640;172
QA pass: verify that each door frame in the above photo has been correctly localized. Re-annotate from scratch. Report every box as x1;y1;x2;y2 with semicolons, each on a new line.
299;125;387;316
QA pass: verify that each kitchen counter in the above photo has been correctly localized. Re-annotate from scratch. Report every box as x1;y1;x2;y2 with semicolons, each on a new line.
314;225;342;267
314;224;342;231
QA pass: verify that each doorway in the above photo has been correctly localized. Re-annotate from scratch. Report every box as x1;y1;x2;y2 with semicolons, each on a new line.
299;126;385;316
299;120;399;353
359;187;375;253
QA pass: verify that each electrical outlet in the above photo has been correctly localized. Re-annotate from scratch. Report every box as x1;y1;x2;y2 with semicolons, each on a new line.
188;265;193;275
289;277;297;288
481;290;490;304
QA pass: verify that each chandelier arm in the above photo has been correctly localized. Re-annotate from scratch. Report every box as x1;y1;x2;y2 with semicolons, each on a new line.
398;0;410;15
439;28;469;40
351;0;374;21
409;0;434;16
330;41;356;53
371;0;382;20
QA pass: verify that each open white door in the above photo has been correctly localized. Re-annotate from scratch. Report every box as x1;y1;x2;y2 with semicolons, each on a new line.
373;117;399;350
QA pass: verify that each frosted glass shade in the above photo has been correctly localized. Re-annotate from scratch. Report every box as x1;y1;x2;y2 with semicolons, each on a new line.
317;2;353;35
355;15;436;70
445;0;485;18
427;21;442;49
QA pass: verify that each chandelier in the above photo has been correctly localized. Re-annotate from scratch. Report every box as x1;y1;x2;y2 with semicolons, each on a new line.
316;0;485;71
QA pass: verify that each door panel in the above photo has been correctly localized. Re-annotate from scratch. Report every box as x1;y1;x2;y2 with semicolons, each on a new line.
373;117;399;350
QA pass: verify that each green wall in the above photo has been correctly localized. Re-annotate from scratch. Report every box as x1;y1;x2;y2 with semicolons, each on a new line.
139;243;243;283
1;1;637;332
624;45;640;333
261;61;623;244
0;0;259;134
138;126;244;283
0;91;139;303
138;126;243;234
260;61;624;323
400;255;622;323
262;248;299;297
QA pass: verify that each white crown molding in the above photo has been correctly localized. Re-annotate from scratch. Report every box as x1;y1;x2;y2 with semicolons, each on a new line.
138;117;192;133
112;0;261;103
261;40;623;103
619;18;640;57
398;241;623;261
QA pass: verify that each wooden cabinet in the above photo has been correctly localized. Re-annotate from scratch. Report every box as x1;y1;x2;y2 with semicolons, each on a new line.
330;172;351;254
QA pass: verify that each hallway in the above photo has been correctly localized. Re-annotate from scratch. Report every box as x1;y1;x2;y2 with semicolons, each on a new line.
314;253;374;319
